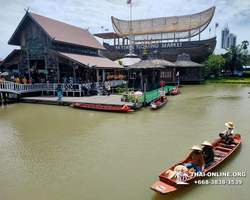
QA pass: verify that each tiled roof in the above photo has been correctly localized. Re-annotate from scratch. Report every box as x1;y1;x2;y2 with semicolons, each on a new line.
29;12;106;50
54;51;124;69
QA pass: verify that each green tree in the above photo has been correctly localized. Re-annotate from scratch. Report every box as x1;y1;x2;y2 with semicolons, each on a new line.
224;44;248;73
241;40;249;55
203;54;225;76
117;60;124;66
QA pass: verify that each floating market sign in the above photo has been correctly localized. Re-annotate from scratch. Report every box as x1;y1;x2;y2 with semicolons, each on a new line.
115;42;183;50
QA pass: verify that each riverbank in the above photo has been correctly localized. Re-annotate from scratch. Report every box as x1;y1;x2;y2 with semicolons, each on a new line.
204;77;250;84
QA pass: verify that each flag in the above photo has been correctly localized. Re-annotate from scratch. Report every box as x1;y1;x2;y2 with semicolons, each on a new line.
74;64;78;69
215;22;219;28
105;28;109;31
176;71;179;76
149;37;153;43
127;0;131;4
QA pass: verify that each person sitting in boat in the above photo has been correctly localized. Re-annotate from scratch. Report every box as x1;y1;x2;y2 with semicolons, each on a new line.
122;105;129;109
159;87;165;102
180;145;205;173
219;122;234;145
201;140;215;167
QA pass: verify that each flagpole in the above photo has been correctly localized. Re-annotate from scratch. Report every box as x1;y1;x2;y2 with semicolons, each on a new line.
129;1;133;55
215;24;216;37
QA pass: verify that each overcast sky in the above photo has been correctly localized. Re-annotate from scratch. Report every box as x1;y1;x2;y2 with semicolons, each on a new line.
0;0;249;59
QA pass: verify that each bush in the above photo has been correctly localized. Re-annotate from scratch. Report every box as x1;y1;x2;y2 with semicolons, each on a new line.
242;71;250;77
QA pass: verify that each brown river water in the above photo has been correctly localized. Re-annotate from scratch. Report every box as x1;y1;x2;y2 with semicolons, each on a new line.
0;84;249;200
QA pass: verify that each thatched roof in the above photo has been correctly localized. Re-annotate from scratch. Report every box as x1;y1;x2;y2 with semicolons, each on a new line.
128;59;176;69
175;54;204;67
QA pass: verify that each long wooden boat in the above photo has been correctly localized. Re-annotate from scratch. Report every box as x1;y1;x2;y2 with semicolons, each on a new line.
150;96;168;109
150;134;242;194
70;103;135;112
171;88;180;95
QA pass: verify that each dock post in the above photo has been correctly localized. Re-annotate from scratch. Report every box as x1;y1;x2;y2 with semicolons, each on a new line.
143;82;146;107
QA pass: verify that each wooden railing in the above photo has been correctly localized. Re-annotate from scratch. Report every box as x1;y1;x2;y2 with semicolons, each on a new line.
0;80;126;96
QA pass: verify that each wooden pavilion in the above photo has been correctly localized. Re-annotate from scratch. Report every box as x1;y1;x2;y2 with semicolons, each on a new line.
0;11;124;85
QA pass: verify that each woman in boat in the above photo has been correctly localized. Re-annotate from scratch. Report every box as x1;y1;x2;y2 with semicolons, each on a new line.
219;122;234;145
159;87;165;102
201;140;215;168
180;145;205;173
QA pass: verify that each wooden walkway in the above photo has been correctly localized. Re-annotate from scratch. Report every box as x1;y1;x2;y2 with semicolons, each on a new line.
21;95;142;108
142;86;175;103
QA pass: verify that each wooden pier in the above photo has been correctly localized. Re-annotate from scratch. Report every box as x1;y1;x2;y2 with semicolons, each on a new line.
21;95;142;108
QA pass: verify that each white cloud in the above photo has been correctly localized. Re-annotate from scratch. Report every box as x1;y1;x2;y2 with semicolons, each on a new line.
0;0;249;59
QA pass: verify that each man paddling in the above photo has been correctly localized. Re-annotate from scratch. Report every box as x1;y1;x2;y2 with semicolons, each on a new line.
179;145;205;173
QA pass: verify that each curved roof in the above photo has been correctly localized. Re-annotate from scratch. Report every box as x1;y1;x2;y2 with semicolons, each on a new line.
112;6;215;41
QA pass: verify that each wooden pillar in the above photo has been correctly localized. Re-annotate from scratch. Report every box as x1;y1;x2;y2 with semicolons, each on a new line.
96;69;99;86
17;63;20;78
44;45;48;81
153;69;155;83
102;69;105;82
56;55;60;83
27;46;31;80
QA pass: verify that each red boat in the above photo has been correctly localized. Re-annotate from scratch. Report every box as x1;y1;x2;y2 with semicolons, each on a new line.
70;103;135;112
170;88;180;95
150;134;242;194
150;96;168;109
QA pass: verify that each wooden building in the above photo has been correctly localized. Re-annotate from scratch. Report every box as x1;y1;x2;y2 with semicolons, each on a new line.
0;11;123;84
175;54;204;83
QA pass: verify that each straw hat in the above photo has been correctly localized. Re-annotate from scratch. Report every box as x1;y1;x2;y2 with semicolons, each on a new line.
201;140;213;147
165;170;176;179
174;165;188;172
225;122;234;128
165;165;188;179
190;145;202;151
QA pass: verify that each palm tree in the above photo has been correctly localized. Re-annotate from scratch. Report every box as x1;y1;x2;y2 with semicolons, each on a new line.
224;44;248;74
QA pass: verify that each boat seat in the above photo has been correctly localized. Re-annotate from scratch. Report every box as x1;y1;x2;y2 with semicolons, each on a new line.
214;146;231;152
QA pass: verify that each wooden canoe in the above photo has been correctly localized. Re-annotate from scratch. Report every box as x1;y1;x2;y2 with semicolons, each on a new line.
150;134;242;194
150;96;168;109
171;88;180;95
70;103;135;112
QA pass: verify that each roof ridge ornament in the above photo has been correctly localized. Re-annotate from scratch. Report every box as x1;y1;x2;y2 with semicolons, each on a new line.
24;7;29;13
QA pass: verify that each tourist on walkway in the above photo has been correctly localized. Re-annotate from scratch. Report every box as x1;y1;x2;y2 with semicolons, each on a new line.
82;85;88;96
15;77;20;84
106;82;111;96
160;80;164;88
22;77;27;84
57;85;63;100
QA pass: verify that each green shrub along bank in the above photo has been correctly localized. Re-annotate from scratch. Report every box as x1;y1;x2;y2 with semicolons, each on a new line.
205;77;250;84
